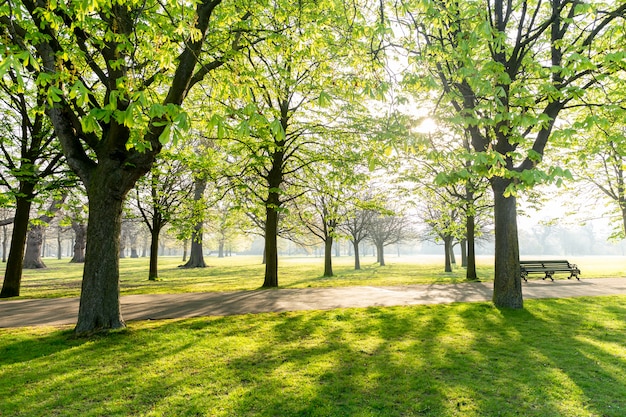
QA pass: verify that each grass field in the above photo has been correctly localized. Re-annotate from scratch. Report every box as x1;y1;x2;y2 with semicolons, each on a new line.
1;296;625;416
2;254;626;299
2;255;626;416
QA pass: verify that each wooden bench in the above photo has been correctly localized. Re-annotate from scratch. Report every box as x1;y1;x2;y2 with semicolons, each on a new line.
520;260;581;282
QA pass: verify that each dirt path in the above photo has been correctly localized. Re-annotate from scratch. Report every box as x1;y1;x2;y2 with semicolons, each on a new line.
2;278;626;328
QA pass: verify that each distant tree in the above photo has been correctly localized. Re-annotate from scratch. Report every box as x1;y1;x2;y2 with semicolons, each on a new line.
181;177;208;269
343;209;376;270
564;95;626;242
22;194;68;269
134;149;192;279
368;213;411;267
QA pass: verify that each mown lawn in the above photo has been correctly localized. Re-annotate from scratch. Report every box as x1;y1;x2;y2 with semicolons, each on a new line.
1;296;625;416
2;254;625;299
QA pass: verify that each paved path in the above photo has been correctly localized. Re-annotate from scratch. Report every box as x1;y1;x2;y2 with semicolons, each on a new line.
2;278;626;328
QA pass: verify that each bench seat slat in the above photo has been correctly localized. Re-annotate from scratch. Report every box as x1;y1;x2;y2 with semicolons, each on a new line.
520;260;580;282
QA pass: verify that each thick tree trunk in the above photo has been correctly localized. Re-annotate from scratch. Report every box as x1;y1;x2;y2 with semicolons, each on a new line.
263;205;279;287
444;236;453;273
491;178;523;309
466;215;478;281
352;240;361;270
218;240;225;258
183;230;207;268
75;187;126;334
70;222;86;263
23;225;47;269
1;191;34;298
450;243;456;265
323;237;333;277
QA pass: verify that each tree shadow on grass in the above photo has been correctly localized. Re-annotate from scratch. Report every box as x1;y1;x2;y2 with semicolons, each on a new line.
2;298;625;416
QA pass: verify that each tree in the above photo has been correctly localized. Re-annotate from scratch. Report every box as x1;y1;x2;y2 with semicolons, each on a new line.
563;91;626;242
343;208;376;270
1;0;254;333
22;193;67;269
181;176;209;268
213;0;382;287
396;0;626;307
367;212;410;266
134;148;192;279
0;58;68;297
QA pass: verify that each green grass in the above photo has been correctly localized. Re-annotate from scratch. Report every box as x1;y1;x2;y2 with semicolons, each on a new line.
1;296;625;416
1;255;492;299
2;254;625;299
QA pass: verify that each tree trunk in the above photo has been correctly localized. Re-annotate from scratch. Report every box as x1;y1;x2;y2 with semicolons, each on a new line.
444;236;452;273
323;237;333;277
70;222;86;263
450;243;456;265
75;187;126;334
57;229;63;260
23;225;47;269
352;240;361;270
491;178;523;309
182;178;207;268
466;215;478;281
129;231;139;258
2;225;7;262
149;227;160;280
218;240;225;258
1;191;34;298
183;229;207;268
377;242;385;266
263;205;279;287
460;239;467;267
182;239;188;262
119;229;127;259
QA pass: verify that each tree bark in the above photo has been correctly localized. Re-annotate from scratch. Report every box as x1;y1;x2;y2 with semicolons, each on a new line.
352;240;361;270
182;178;207;268
491;178;523;309
460;239;467;267
149;223;160;280
2;224;8;263
218;240;225;258
70;221;86;263
23;225;46;269
75;184;126;334
466;215;478;281
377;242;385;266
263;205;279;287
1;189;34;298
323;237;333;277
444;236;453;273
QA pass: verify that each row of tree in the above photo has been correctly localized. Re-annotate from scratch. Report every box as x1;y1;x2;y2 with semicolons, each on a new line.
1;0;626;334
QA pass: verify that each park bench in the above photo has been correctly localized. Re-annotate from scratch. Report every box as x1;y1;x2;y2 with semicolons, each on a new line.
520;260;581;282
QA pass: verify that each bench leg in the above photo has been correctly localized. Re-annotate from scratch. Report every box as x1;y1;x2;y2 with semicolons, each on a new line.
544;272;555;282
